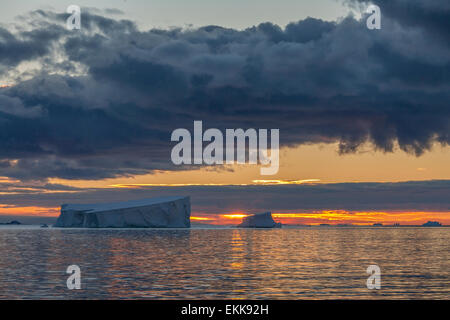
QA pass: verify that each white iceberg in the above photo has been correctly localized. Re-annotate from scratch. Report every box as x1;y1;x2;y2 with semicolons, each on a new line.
54;196;190;228
238;212;281;228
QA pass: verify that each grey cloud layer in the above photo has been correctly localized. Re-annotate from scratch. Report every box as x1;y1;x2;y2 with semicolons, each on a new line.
0;2;449;180
1;180;449;214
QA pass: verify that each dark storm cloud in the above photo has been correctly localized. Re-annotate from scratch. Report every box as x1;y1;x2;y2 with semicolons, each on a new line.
351;0;450;41
0;25;63;66
0;2;449;180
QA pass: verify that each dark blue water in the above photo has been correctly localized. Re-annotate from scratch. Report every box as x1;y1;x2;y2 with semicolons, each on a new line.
0;226;449;299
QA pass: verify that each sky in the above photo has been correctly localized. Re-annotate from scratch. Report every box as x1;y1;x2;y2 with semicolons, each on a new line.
0;0;449;225
0;0;352;29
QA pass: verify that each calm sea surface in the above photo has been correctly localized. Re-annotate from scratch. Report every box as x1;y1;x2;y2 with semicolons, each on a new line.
0;227;449;299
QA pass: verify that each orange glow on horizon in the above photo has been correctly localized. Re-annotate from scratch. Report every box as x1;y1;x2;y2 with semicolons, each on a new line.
109;183;252;188
190;216;214;221
0;205;59;217
252;179;321;185
221;214;249;219
0;205;449;226
198;210;450;226
271;211;450;226
108;179;322;188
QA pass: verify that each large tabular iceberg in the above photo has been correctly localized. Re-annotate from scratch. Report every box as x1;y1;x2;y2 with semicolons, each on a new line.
54;196;190;228
238;212;282;228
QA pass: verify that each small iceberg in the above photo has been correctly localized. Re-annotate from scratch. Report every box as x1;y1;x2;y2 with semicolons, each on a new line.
40;224;49;228
422;221;442;227
238;212;281;228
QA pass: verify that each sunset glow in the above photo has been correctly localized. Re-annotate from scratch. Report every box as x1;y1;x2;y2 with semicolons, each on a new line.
271;211;450;226
221;214;249;219
1;204;448;226
252;179;321;185
190;216;213;221
189;211;450;226
0;205;59;217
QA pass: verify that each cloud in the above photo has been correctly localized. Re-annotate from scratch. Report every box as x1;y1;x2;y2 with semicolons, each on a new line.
0;94;42;117
0;25;63;67
351;0;450;42
0;180;449;214
0;3;449;180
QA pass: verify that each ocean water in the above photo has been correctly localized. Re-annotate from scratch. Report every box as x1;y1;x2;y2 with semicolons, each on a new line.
0;226;449;299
